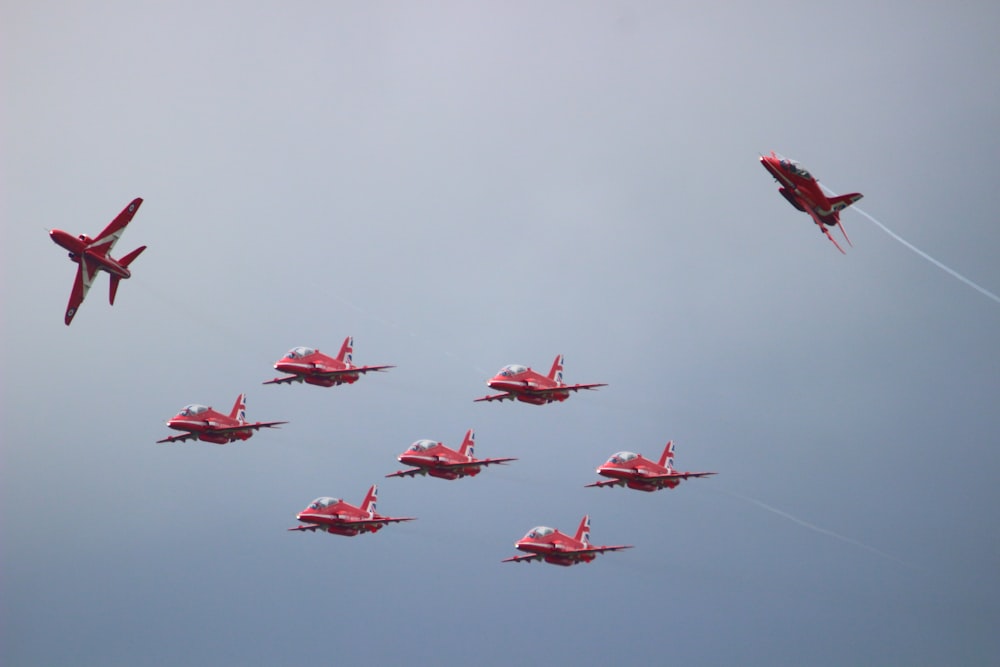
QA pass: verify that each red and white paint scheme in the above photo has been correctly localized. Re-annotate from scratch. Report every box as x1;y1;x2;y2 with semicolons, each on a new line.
759;152;862;254
48;197;146;325
386;429;517;480
586;441;716;492
502;515;632;566
289;485;415;536
263;337;394;387
474;355;606;405
156;393;287;444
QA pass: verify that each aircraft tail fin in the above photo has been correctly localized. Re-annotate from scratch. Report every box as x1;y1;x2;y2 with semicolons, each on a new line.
108;246;146;305
360;484;378;517
657;441;676;468
458;429;475;458
827;193;863;213
574;515;591;546
109;276;121;305
119;245;146;268
229;393;248;424
547;354;565;384
336;336;354;364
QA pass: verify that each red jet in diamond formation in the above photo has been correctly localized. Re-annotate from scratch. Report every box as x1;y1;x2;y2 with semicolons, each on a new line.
502;515;632;566
475;355;606;405
289;485;415;537
586;441;716;492
386;429;517;480
157;393;287;444
263;336;394;387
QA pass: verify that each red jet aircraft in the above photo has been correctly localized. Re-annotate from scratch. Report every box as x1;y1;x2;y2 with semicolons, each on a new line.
475;355;606;405
385;429;517;480
586;441;716;492
156;393;287;444
759;152;863;254
502;515;632;566
288;485;415;536
48;197;146;325
263;337;394;387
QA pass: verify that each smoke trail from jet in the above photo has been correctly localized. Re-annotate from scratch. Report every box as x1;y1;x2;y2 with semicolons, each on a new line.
820;185;1000;306
718;488;919;569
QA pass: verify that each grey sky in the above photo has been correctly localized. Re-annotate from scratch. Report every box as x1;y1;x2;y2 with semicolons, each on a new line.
4;2;1000;665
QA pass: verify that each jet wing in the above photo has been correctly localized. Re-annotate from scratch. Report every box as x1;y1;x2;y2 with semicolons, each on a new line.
473;392;515;403
64;257;100;325
288;524;321;532
502;553;544;563
342;364;395;375
534;382;608;394
584;479;625;488
210;420;289;434
440;457;517;469
575;544;634;556
385;468;423;479
156;432;200;444
262;375;301;386
90;198;143;255
344;517;416;528
310;364;395;378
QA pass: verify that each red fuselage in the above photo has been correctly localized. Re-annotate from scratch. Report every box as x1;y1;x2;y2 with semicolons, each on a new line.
49;229;132;279
486;371;568;405
595;457;678;492
164;409;250;444
273;352;358;387
759;155;839;227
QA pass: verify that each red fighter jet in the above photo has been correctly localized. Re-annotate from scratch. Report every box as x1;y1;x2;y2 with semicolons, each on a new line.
263;337;394;387
502;515;632;566
475;355;606;405
156;393;287;444
288;485;415;536
385;429;517;480
759;152;863;254
586;440;716;492
48;197;146;325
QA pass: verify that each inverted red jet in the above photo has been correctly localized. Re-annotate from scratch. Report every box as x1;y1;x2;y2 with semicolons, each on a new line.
386;429;517;480
263;336;394;387
289;484;415;536
475;355;606;405
586;440;716;492
759;152;862;254
502;515;632;566
156;393;287;444
48;197;146;325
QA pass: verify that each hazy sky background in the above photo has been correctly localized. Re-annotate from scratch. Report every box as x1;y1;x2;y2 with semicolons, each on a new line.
4;2;999;665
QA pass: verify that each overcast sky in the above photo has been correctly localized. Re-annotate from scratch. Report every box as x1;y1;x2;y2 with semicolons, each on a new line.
3;2;1000;665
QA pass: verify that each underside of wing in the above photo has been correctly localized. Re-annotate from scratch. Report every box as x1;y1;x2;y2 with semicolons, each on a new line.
474;392;514;403
288;524;320;532
585;479;624;488
212;420;289;434
262;375;299;385
502;553;544;563
578;544;633;556
156;432;198;444
344;364;395;375
534;382;607;394
64;258;99;325
385;468;422;479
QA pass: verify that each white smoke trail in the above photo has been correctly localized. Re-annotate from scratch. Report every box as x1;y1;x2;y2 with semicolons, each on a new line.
719;489;918;569
820;184;1000;305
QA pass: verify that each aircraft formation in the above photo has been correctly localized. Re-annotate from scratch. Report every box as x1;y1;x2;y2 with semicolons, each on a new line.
48;154;862;565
